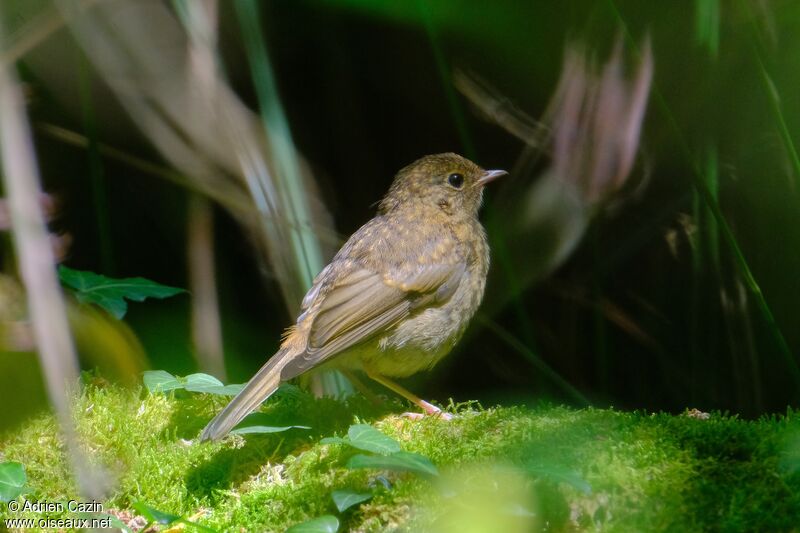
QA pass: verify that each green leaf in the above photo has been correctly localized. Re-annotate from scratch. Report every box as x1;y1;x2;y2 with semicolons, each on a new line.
0;462;27;502
132;501;180;525
331;489;372;513
183;373;245;396
59;266;186;319
184;373;224;389
320;424;401;454
346;452;439;477
346;424;402;455
143;371;245;396
229;413;310;435
143;370;184;393
286;515;339;533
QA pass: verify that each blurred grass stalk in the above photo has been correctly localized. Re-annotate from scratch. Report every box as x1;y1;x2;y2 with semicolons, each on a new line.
0;11;102;497
53;0;350;394
187;194;225;379
180;0;225;380
233;0;351;396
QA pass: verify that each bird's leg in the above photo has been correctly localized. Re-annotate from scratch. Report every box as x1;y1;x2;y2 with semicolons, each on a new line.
340;369;383;406
365;370;453;420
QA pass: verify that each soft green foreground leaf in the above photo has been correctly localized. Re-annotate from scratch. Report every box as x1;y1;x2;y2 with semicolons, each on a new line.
286;515;339;533
331;489;373;512
58;266;186;319
347;451;439;477
0;461;27;502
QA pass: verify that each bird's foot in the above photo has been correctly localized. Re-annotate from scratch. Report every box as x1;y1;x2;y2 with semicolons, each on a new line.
402;400;454;421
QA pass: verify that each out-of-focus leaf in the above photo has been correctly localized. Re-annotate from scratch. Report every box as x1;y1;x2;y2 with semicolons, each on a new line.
286;515;339;533
433;465;539;532
143;370;184;393
229;412;310;435
331;489;373;512
346;452;439;477
58;266;186;319
0;462;27;502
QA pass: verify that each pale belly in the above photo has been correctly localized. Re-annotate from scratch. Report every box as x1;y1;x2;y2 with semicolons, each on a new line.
339;272;481;378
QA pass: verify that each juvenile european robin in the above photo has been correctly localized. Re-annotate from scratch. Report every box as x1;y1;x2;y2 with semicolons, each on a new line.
200;153;506;441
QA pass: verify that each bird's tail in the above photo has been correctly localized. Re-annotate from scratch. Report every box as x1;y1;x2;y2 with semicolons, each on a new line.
199;347;291;441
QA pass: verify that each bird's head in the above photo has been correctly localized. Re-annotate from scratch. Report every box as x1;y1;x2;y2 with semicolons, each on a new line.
379;153;506;219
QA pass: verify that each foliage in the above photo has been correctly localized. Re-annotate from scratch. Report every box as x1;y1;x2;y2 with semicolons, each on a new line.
58;267;186;319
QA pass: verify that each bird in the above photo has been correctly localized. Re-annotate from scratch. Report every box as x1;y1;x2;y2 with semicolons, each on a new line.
200;153;506;441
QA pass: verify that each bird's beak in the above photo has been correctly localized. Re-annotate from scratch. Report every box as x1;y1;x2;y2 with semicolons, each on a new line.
477;169;508;186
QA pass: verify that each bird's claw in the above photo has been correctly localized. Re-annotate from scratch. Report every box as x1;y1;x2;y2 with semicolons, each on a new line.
401;403;454;421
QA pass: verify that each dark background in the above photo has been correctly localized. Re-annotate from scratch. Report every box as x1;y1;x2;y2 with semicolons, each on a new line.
13;0;800;417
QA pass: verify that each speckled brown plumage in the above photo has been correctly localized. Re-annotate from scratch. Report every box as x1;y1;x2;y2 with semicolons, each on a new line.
201;153;505;441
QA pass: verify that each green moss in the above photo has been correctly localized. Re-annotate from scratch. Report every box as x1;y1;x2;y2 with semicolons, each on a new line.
1;383;799;532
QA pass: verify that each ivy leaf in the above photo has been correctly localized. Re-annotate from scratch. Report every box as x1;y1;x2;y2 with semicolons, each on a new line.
59;266;186;319
0;462;27;502
286;515;339;533
331;489;372;513
346;452;439;478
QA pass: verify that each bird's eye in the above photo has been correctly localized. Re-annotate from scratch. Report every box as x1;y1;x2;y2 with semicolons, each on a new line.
447;173;464;188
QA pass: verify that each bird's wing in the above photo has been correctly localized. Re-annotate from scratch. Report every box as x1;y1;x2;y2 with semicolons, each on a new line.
279;261;465;380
